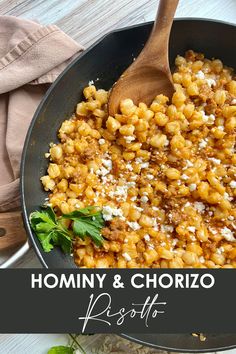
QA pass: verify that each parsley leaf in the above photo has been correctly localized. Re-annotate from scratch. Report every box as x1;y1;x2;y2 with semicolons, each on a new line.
62;206;105;246
47;346;74;354
30;206;72;254
29;205;105;253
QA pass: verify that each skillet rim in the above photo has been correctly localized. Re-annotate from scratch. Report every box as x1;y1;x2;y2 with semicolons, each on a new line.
20;18;236;352
121;334;236;353
21;17;236;269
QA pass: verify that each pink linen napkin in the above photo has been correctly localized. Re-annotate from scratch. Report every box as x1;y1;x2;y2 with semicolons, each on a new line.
0;16;84;213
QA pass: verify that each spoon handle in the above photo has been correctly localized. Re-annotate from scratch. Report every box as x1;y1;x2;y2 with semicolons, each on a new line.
138;0;179;66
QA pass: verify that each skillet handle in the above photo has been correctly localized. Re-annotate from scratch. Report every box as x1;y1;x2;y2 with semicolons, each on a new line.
0;211;27;250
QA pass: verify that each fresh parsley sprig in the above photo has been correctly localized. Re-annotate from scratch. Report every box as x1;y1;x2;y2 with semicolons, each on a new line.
29;205;105;254
30;206;72;254
48;346;74;354
62;207;105;247
47;333;86;354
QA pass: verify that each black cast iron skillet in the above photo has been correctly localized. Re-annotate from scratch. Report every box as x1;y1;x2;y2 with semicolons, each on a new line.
21;19;236;352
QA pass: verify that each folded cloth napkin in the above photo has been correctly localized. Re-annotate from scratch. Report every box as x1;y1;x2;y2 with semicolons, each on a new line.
0;16;83;212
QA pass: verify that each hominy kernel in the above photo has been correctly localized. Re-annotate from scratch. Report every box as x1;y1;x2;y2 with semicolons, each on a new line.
165;121;180;134
50;145;63;160
41;176;55;191
119;124;135;136
187;83;199;96
123;151;135;161
172;91;186;107
170;134;185;149
165;168;180;180
154;112;169;126
120;99;136;115
135;119;149;131
106;116;121;132
83;85;96;99
94;89;108;104
150;134;168;148
182;251;198;265
47;163;60;178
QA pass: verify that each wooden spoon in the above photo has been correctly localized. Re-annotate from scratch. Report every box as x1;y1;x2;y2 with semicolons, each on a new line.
0;211;27;250
108;0;179;116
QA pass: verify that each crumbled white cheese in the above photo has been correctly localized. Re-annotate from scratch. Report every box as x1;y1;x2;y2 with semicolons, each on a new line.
102;206;123;221
127;181;136;188
208;157;221;165
124;135;135;143
183;160;193;170
206;78;216;87
216;247;224;255
160;241;166;246
232;98;236;104
209;227;217;235
224;192;233;201
161;224;174;233
135;157;143;164
134;205;143;212
146;174;154;180
172;238;178;246
208;114;215;124
195;70;205;79
185;160;194;168
181;174;189;180
140;195;149;203
102;158;112;170
122;252;132;261
148;244;155;250
96;166;110;176
98;138;105;145
127;221;141;230
140;162;149;169
45;152;50;158
199;256;205;263
229;180;236;188
221;227;235;242
187;226;196;233
201;111;215;124
88;80;94;86
194;201;205;213
144;234;150;242
126;163;133;171
201;111;208;123
130;196;137;201
199;139;208;149
189;183;197;191
164;139;169;146
152;206;159;211
217;125;224;131
113;186;127;200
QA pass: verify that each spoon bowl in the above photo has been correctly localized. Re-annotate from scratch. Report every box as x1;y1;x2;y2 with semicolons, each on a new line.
108;0;178;116
109;65;174;114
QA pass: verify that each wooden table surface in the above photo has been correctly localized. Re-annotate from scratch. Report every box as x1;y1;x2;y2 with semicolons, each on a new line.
0;0;236;353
